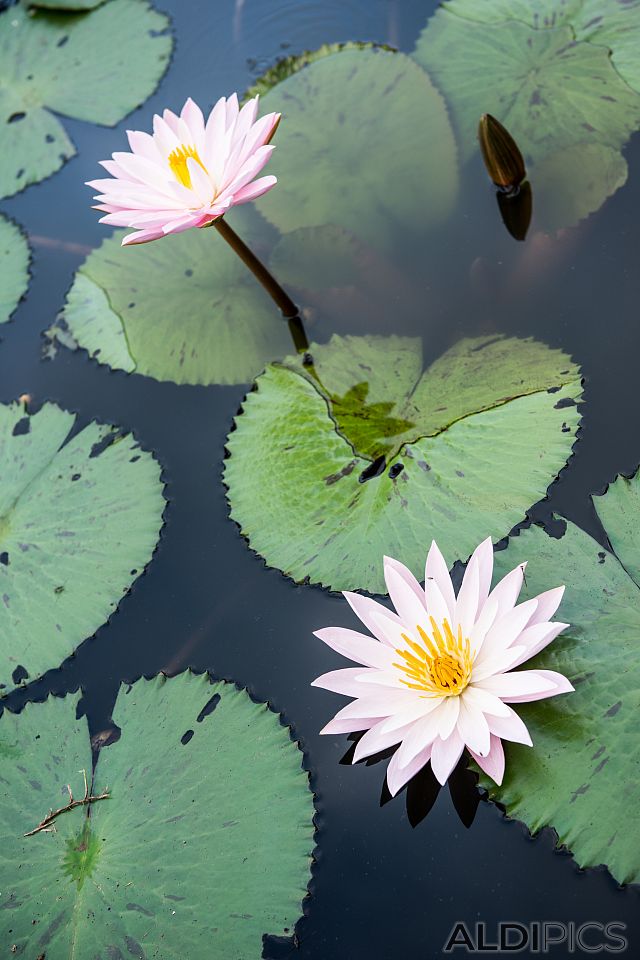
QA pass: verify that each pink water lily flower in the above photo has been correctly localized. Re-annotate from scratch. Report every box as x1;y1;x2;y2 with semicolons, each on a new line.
87;94;280;245
312;538;574;795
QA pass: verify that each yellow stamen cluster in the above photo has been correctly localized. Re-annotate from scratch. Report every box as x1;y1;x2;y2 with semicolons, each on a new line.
394;617;473;696
168;144;207;189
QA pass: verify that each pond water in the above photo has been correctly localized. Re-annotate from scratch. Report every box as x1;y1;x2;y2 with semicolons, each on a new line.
1;0;640;956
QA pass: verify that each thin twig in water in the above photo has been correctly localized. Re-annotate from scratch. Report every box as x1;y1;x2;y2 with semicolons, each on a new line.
24;769;110;837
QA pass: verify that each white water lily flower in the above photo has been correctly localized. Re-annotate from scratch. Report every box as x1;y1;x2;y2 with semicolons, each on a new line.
312;538;574;795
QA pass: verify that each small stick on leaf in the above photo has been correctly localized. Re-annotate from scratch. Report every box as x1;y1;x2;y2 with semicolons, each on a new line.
24;769;110;838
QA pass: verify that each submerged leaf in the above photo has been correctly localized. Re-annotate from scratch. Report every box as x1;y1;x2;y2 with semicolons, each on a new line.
255;46;458;252
59;209;292;386
414;7;640;229
441;0;640;94
0;672;315;956
479;470;640;884
0;215;29;324
225;334;581;593
0;0;172;198
0;400;165;688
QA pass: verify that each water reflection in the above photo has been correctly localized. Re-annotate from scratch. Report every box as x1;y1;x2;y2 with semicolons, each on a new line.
342;733;481;829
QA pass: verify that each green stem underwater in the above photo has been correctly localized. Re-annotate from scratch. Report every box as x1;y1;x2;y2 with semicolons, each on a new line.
213;217;299;319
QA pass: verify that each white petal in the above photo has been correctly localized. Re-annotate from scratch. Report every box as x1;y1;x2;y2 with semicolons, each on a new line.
487;707;533;746
384;560;427;630
456;697;491;756
474;598;538;665
430;730;465;785
486;561;526;617
377;696;442;735
469;537;494;611
470;644;527;683
468;734;505;785
476;670;558;699
386;741;433;797
311;667;376;698
342;591;401;647
527;585;565;625
352;719;415;763
499;669;574;703
425;540;455;620
462;685;511;718
313;627;395;670
455;556;480;637
396;702;449;770
509;621;569;669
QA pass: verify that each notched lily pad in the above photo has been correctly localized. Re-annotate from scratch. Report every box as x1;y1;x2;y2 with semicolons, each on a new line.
442;0;640;94
0;399;165;688
481;469;640;884
255;46;458;252
414;6;640;229
0;0;172;199
0;671;315;957
224;334;582;593
59;208;292;386
0;214;30;325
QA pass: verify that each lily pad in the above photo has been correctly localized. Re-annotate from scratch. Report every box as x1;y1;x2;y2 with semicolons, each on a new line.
0;215;30;325
0;400;165;688
0;671;315;957
413;8;640;228
60;209;292;386
0;0;171;199
224;334;582;593
255;46;458;252
441;0;640;94
32;0;105;8
481;470;640;884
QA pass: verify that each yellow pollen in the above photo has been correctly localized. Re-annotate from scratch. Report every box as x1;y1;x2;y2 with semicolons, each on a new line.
393;617;473;696
167;144;207;189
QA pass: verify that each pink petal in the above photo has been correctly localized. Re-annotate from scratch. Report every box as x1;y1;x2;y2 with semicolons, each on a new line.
342;591;401;647
500;669;574;703
509;621;569;668
468;734;505;785
320;714;382;736
476;670;558;699
186;157;214;205
396;701;448;769
430;730;465;785
377;697;441;735
462;685;511;718
386;741;433;797
455;556;480;637
487;706;532;746
469;595;500;657
424;575;452;636
437;694;461;740
456;697;491;756
127;129;162;163
469;537;494;611
474;598;539;665
153;113;181;156
487;562;526;617
470;644;527;683
230;175;278;205
527;586;565;625
353;719;415;764
384;559;427;629
181;97;206;149
311;667;377;698
121;229;165;245
320;692;416;733
425;540;455;620
313;627;395;670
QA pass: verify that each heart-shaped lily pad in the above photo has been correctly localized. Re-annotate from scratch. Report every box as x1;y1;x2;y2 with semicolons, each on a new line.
224;334;582;593
0;671;315;957
0;215;29;325
413;7;640;228
0;0;171;199
441;0;640;94
0;400;165;689
481;469;640;885
254;45;458;252
59;208;292;386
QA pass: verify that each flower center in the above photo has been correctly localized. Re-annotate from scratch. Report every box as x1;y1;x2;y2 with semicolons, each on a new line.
168;144;207;189
394;617;473;696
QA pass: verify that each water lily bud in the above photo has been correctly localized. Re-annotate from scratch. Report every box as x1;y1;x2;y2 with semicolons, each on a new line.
478;114;526;190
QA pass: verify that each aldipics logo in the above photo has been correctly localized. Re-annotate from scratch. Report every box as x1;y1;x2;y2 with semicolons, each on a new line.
443;922;628;954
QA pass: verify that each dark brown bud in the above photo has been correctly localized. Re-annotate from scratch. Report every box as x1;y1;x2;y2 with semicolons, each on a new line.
478;114;526;190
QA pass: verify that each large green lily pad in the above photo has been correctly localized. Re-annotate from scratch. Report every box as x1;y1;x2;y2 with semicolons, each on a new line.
60;209;292;386
441;0;640;94
0;0;171;199
255;46;458;252
414;7;640;228
481;469;640;884
0;215;30;325
0;671;315;957
0;400;165;688
224;334;582;593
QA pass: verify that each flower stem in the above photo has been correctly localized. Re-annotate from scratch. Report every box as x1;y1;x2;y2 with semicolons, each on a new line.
213;217;299;319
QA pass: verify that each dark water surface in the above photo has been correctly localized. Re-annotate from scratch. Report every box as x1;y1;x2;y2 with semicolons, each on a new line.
2;0;640;957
